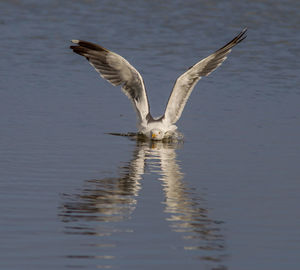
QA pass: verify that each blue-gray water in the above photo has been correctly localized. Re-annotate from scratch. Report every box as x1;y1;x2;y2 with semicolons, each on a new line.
1;0;300;269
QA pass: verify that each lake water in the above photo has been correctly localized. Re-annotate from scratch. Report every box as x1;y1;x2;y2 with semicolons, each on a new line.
1;0;300;269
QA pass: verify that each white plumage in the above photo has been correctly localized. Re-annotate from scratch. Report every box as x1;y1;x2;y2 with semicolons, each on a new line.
70;28;247;140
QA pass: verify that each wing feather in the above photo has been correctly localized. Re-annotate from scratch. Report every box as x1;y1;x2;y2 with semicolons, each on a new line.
164;28;247;125
70;40;150;124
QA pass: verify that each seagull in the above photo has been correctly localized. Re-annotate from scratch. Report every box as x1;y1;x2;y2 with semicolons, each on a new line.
70;28;247;140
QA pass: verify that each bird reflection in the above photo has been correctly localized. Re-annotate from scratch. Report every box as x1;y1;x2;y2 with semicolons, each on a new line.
60;140;145;230
59;138;227;268
151;143;225;256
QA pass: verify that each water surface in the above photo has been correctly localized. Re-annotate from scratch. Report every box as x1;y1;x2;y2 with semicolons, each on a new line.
0;0;300;269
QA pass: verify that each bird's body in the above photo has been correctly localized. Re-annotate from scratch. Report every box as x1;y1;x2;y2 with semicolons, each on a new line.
70;28;247;140
139;116;178;140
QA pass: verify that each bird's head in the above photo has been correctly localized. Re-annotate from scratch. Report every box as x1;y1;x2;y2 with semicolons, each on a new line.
150;129;164;140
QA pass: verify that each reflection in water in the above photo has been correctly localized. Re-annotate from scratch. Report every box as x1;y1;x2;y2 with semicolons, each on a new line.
152;143;225;260
59;139;227;269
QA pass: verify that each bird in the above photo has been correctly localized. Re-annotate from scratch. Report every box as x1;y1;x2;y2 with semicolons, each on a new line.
70;28;247;140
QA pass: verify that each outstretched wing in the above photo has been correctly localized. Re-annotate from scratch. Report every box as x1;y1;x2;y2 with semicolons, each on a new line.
164;28;247;125
70;40;150;124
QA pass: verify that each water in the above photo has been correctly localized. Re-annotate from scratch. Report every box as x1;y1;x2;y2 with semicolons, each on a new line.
1;0;300;269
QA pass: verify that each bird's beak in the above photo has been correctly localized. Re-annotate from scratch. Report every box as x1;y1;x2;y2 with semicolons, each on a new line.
152;133;156;139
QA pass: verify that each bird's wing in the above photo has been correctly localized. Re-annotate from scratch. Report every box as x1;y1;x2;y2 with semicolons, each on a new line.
70;40;150;124
163;28;247;125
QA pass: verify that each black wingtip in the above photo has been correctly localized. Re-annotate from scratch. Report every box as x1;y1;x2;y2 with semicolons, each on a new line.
216;28;247;52
241;27;248;34
69;45;85;56
70;39;109;52
237;28;247;44
239;27;248;40
236;27;247;42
